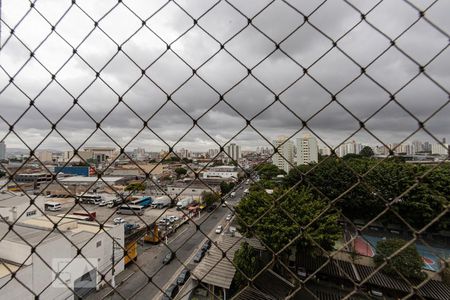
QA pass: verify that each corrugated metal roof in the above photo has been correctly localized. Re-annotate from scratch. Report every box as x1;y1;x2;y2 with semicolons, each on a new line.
192;235;262;289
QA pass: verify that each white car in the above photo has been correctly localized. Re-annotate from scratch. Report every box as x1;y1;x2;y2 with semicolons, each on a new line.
215;225;223;234
98;200;108;206
113;217;125;224
226;214;232;221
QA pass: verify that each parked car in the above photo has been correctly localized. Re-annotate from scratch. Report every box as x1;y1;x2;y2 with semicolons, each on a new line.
163;252;174;265
158;218;170;226
221;201;228;207
215;225;223;234
177;269;190;285
206;204;217;212
297;267;307;278
230;192;236;197
98;200;108;207
113;217;125;224
201;240;212;252
162;283;179;300
226;214;232;221
167;216;179;223
193;250;205;263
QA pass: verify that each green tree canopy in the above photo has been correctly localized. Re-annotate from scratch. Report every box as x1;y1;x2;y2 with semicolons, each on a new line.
174;167;187;178
374;238;424;279
255;163;286;180
220;181;235;195
125;182;146;192
233;242;264;287
236;187;341;253
201;191;220;206
360;146;374;157
283;158;450;231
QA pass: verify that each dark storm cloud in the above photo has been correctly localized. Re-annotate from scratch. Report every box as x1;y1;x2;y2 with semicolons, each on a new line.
0;0;449;151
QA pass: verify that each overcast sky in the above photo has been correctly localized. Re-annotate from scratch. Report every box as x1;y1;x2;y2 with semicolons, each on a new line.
0;0;449;152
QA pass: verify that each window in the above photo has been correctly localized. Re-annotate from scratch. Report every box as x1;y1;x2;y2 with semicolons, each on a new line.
26;210;37;217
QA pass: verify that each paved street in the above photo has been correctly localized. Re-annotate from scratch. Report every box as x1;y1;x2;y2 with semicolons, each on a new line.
88;183;247;300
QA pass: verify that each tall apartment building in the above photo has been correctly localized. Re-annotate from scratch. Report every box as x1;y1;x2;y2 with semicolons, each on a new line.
431;143;449;155
0;141;5;160
207;148;219;158
225;143;241;162
296;133;318;165
272;136;294;173
336;140;364;157
36;150;54;162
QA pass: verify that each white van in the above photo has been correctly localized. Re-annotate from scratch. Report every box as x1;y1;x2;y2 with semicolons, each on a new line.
45;202;62;211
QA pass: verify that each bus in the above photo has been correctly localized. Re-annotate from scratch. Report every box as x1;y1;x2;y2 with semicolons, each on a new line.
117;204;144;215
76;194;103;205
45;202;62;211
129;196;152;208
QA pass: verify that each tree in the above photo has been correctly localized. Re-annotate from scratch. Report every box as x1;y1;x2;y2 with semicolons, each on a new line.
342;153;361;160
360;146;374;157
236;187;341;253
374;238;424;279
125;182;146;192
220;181;235;195
283;158;450;231
255;163;285;180
201;191;220;206
233;242;264;287
174;167;187;178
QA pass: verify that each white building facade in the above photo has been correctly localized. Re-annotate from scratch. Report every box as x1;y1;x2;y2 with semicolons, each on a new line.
296;134;318;165
224;143;241;162
431;143;449;155
0;192;46;222
201;166;239;179
0;218;124;299
272;136;294;173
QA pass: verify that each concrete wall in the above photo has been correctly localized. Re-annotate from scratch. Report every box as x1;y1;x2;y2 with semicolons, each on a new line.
0;196;45;222
0;264;34;300
0;240;32;265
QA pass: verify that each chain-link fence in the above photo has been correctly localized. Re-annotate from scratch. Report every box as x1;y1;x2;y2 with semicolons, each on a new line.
1;0;449;299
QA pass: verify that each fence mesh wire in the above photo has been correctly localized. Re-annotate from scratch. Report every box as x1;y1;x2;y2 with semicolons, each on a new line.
0;0;449;299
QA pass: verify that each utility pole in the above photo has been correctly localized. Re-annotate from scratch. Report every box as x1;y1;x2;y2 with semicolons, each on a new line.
111;237;122;288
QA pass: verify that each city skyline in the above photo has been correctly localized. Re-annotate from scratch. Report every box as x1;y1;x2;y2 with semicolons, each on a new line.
1;1;449;151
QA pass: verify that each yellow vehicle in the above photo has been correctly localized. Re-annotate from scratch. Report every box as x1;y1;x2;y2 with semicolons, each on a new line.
143;224;160;244
124;241;137;265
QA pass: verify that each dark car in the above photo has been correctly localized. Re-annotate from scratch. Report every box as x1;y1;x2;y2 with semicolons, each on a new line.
163;252;174;265
177;269;190;285
193;249;205;263
206;204;217;212
162;283;179;300
201;240;212;252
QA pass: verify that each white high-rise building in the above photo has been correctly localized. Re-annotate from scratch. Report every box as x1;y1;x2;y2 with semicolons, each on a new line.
296;133;318;165
225;143;241;162
0;141;5;160
272;136;294;173
431;143;449;156
336;140;364;157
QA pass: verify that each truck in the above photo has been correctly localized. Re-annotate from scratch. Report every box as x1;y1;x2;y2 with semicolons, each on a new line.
151;196;171;209
176;197;194;210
